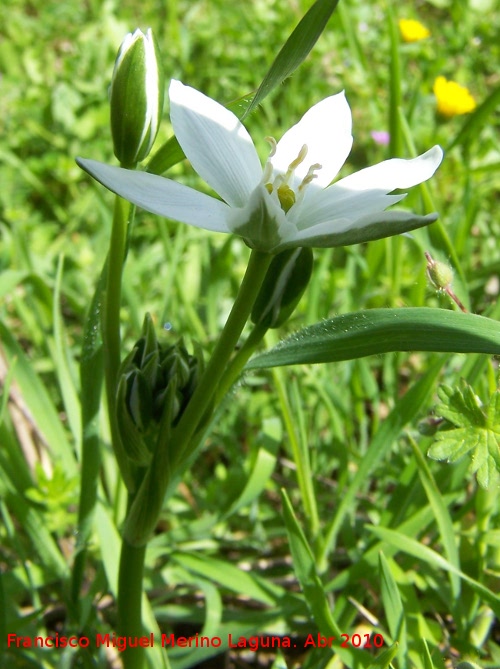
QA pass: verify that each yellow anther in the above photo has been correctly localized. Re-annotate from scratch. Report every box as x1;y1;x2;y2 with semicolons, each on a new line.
262;141;321;214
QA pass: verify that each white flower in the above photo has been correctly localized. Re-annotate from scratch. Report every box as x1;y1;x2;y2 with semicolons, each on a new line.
78;80;443;253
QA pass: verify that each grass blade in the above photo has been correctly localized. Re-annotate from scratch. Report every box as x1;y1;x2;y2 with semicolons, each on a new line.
318;358;445;564
368;526;500;618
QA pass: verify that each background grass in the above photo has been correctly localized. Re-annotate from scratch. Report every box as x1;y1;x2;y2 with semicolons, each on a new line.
1;0;500;668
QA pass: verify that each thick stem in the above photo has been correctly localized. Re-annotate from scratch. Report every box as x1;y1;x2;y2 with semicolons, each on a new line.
117;526;147;669
167;249;273;466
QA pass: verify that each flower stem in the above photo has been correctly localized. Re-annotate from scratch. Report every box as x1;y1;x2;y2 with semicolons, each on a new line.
103;196;134;491
168;249;273;466
117;516;147;669
214;323;268;404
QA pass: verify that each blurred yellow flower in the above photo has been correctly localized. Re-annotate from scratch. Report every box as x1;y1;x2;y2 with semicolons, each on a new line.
399;18;430;42
433;76;477;118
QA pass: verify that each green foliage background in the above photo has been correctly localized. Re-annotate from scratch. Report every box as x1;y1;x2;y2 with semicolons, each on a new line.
1;0;499;668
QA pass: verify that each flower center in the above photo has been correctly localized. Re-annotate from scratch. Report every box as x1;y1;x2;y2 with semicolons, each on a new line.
263;137;322;213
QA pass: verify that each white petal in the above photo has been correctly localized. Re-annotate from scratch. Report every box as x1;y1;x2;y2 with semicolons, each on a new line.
335;146;443;192
287;210;438;249
294;186;406;230
272;92;353;189
77;158;231;233
169;80;263;208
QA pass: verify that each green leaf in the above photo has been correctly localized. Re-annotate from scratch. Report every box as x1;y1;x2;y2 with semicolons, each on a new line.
368;527;500;619
223;417;281;518
428;381;500;489
367;642;400;669
242;0;340;118
246;309;500;370
281;490;340;638
318;358;445;563
147;135;184;176
281;490;370;668
379;553;407;666
447;83;500;152
409;438;461;599
419;638;437;669
0;321;76;474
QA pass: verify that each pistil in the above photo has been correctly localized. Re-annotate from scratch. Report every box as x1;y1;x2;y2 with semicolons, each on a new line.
263;139;323;213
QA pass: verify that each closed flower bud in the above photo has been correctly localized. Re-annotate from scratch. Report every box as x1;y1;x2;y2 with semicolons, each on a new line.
251;247;313;328
425;251;454;291
116;314;204;465
110;28;165;167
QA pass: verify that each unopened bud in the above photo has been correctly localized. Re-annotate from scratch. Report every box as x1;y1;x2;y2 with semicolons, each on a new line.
116;314;204;465
425;251;454;290
425;251;467;312
251;247;313;328
110;28;165;166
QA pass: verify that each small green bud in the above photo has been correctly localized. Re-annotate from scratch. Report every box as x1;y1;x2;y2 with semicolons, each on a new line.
110;28;165;167
251;247;313;328
425;251;467;312
425;251;454;290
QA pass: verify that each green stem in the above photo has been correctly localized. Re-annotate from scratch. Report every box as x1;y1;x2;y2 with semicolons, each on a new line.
215;323;268;404
167;249;273;466
124;250;273;547
71;267;105;611
387;3;403;158
117;516;147;669
103;196;134;491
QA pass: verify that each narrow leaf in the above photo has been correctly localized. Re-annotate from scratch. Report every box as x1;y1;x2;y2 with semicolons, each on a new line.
409;437;461;598
246;309;500;370
0;322;76;474
367;642;399;669
319;359;445;562
448;83;500;151
368;526;500;618
281;489;340;637
243;0;340;118
281;490;370;667
379;552;407;667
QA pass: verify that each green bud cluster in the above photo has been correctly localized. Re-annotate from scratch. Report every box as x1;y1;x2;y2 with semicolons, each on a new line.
116;314;203;465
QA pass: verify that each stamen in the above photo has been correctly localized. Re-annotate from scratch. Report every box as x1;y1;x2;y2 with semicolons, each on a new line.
263;137;277;184
282;145;308;185
299;163;322;191
288;144;308;171
265;136;277;157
